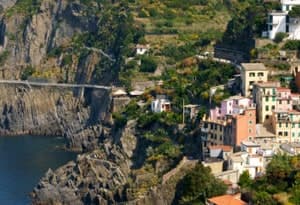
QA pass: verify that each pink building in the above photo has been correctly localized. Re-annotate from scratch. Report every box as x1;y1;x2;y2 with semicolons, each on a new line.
210;96;253;120
276;87;292;111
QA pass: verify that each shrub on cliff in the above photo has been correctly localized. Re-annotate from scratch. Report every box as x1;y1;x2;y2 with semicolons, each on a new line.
140;56;157;73
174;163;227;204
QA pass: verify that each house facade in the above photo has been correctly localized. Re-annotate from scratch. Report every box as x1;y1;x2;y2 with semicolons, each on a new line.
272;110;300;143
210;96;253;120
240;63;268;97
252;82;280;123
267;0;300;40
151;95;171;113
202;97;257;148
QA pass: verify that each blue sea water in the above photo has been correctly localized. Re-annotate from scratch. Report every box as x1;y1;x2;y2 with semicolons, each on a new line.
0;135;77;205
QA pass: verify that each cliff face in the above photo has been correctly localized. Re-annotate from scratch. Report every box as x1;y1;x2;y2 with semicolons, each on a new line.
0;84;111;151
0;0;116;83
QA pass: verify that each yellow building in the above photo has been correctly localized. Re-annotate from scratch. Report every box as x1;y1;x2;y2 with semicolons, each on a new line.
272;110;300;143
252;82;280;124
241;63;268;97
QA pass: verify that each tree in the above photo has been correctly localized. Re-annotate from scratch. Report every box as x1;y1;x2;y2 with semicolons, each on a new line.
266;155;293;191
289;6;300;18
274;32;287;43
252;191;277;205
176;163;227;204
140;56;157;72
238;171;252;189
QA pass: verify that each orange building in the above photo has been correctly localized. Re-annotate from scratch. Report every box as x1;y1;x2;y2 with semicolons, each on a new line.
223;107;256;147
207;194;247;205
202;106;256;149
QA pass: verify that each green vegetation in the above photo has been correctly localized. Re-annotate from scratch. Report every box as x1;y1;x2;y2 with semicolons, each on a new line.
140;56;157;72
283;40;300;50
274;32;287;43
5;0;41;18
0;51;9;66
289;6;300;18
174;163;227;205
21;65;36;80
240;155;300;204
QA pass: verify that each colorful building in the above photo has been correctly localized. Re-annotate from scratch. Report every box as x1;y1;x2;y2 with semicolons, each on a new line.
210;96;253;120
240;63;268;97
272;110;300;143
202;97;256;148
252;82;280;123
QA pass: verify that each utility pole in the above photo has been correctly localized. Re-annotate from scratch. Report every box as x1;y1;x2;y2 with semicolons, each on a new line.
182;99;185;124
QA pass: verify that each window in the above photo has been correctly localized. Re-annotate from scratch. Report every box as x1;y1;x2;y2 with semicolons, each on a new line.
249;120;253;124
279;100;282;104
286;15;290;23
286;123;289;128
293;132;295;137
293;123;295;128
249;72;255;77
269;25;273;30
298;123;300;128
258;72;264;77
284;131;288;136
279;131;283;136
266;96;269;102
272;96;276;102
286;25;289;32
249;128;252;133
266;105;269;111
279;123;282;128
272;105;275;110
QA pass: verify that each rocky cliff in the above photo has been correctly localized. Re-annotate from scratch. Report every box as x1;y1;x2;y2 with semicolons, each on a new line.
0;0;130;84
0;84;111;151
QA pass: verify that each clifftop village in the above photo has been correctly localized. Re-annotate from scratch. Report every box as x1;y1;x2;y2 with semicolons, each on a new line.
110;1;300;204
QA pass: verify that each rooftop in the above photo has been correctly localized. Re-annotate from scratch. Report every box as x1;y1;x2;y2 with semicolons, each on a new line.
208;194;247;205
209;145;233;152
224;95;248;101
242;140;260;147
256;124;276;138
112;89;127;96
277;87;291;92
254;81;280;88
241;63;267;71
136;44;150;49
184;104;200;108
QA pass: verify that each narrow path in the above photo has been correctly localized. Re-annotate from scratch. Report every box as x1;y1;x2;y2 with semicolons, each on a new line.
0;80;111;90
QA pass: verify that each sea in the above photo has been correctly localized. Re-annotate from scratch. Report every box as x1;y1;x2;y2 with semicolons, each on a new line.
0;135;77;205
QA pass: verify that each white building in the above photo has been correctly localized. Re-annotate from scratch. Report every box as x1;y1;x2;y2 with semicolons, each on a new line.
267;0;300;40
136;44;150;55
151;95;171;113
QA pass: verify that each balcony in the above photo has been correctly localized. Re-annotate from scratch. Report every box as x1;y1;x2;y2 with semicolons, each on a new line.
201;128;209;133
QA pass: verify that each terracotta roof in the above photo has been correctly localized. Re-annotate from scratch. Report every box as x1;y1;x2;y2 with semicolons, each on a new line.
208;195;247;205
291;93;300;97
277;87;291;92
209;145;233;152
255;81;280;88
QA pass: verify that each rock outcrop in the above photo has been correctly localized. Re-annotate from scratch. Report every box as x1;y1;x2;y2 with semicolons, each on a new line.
31;143;131;205
0;84;111;151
